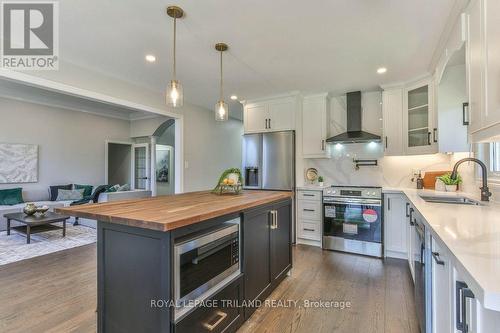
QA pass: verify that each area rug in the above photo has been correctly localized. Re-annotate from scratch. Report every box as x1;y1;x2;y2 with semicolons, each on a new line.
0;223;96;266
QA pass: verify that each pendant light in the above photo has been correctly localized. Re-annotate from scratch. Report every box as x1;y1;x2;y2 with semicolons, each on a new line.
166;6;184;108
214;43;229;121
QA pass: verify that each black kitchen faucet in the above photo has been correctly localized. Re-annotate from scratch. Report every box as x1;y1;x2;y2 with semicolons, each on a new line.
451;158;492;201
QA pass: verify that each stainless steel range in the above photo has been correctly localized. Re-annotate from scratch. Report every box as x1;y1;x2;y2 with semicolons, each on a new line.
322;186;382;257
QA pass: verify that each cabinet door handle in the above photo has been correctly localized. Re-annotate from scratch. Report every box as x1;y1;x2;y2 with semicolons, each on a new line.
303;208;315;212
385;136;388;149
409;208;415;226
427;132;432;145
463;102;470;125
268;118;272;129
405;202;410;217
321;139;325;151
387;197;391;210
303;228;315;232
203;311;228;331
270;210;278;229
456;281;475;333
433;128;438;143
432;252;445;265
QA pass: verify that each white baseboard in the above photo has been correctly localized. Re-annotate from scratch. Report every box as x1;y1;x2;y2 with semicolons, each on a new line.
384;249;408;260
296;237;321;248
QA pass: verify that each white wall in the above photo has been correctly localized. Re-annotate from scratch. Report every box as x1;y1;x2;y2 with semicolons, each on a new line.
0;98;130;201
183;104;243;192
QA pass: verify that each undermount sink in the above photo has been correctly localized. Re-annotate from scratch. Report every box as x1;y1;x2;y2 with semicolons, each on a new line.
419;195;482;206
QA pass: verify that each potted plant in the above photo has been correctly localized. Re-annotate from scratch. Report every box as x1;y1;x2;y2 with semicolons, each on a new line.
318;176;324;187
437;173;462;192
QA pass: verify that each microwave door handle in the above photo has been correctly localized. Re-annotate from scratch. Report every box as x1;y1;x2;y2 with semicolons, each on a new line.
192;240;232;264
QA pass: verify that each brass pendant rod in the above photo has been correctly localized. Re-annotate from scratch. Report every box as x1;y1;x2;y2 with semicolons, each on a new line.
220;50;223;101
172;17;176;80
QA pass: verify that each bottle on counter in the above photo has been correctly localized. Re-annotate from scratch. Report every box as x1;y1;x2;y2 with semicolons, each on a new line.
416;172;424;189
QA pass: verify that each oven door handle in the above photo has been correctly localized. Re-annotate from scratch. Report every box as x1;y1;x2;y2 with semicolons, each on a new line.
323;198;382;206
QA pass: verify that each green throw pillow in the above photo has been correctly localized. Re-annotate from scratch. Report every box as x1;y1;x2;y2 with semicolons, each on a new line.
105;184;120;193
74;184;93;197
0;188;24;205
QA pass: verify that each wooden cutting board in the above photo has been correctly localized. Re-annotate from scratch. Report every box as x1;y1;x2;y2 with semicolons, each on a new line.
423;170;450;189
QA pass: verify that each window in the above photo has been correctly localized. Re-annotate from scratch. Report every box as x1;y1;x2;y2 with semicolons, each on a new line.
490;142;500;172
476;142;500;181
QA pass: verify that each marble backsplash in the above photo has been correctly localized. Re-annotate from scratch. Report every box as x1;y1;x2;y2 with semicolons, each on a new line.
302;144;499;202
302;142;451;188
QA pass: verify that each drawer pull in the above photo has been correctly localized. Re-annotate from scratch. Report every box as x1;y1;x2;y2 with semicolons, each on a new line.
302;194;315;197
203;311;228;331
303;228;315;232
303;209;315;212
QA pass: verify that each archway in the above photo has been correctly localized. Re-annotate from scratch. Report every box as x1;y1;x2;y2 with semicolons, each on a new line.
153;119;176;196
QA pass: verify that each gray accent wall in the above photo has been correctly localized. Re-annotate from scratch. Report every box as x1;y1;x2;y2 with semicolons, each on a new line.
0;97;243;200
0;97;130;201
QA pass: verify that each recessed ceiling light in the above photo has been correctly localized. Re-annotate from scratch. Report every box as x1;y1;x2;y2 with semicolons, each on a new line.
230;95;238;100
145;54;156;63
377;67;387;74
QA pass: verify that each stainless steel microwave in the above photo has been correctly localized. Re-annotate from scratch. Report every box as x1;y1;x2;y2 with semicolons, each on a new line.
173;218;240;317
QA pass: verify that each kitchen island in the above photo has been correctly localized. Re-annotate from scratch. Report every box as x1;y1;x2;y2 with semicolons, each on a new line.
56;190;293;333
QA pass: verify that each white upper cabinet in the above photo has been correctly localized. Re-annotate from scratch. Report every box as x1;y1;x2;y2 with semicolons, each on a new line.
243;94;297;134
302;94;329;158
484;0;500;129
244;103;268;133
382;88;404;156
466;0;485;134
403;78;438;155
465;0;500;141
381;77;437;156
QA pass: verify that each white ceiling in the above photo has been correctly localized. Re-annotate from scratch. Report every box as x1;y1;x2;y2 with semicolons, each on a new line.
58;0;455;111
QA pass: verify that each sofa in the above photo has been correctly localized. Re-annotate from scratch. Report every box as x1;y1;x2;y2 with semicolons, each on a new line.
0;188;152;231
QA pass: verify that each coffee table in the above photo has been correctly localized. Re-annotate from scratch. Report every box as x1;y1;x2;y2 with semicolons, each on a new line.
4;212;70;244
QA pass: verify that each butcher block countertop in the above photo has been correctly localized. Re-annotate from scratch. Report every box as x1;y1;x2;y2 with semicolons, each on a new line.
55;190;292;232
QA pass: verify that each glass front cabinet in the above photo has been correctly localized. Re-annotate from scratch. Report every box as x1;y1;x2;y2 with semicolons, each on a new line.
403;78;437;155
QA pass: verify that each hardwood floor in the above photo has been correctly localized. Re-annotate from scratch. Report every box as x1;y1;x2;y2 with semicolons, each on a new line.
239;245;419;333
0;244;97;333
0;244;418;333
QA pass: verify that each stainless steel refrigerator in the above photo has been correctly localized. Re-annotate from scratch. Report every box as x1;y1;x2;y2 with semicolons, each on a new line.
242;131;296;240
242;131;295;191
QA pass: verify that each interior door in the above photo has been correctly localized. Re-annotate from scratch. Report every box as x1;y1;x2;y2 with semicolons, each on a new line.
133;143;150;190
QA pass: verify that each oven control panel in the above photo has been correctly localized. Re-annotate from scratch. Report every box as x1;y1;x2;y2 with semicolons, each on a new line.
323;186;382;199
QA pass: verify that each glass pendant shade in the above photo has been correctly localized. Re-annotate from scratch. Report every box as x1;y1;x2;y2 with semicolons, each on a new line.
215;100;228;121
166;80;183;108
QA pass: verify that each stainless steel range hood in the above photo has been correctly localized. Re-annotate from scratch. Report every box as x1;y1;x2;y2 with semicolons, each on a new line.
326;91;381;144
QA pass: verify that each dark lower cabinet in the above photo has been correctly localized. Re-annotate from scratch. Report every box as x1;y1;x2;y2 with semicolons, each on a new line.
271;200;292;282
175;275;244;333
243;199;292;319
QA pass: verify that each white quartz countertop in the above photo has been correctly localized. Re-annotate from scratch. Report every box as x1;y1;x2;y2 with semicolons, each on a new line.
383;187;500;311
296;185;329;191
